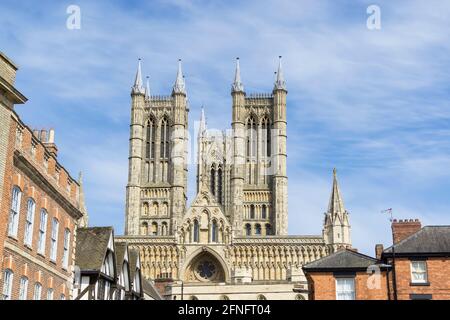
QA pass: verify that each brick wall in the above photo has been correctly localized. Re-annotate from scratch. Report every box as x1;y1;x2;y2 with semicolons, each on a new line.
390;257;450;300
307;271;389;300
0;117;81;299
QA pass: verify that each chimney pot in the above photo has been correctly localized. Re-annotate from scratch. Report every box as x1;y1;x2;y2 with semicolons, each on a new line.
40;129;47;142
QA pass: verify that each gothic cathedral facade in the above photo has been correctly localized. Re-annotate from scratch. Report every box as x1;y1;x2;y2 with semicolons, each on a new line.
118;58;351;300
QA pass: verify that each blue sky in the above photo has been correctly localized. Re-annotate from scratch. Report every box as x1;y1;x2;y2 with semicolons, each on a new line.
1;0;449;255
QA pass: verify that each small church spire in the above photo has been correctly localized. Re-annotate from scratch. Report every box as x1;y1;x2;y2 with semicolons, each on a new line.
274;56;286;91
145;76;151;101
199;106;206;136
328;168;345;215
132;58;145;95
232;57;244;93
173;59;186;94
78;171;89;228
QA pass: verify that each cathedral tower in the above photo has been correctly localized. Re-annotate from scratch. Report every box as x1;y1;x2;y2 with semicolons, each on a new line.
125;59;188;236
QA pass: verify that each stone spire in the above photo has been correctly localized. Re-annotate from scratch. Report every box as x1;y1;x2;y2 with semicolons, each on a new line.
199;106;206;136
172;59;186;95
327;168;346;215
274;56;286;91
132;58;145;95
78;172;88;228
231;57;244;93
145;76;150;101
323;168;351;248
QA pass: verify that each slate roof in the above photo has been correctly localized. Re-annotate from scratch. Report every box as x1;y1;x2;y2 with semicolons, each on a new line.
384;226;450;255
75;227;113;272
303;249;379;271
114;242;128;273
129;249;140;279
142;279;163;300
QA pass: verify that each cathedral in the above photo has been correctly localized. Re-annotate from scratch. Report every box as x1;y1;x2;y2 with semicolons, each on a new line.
117;57;352;300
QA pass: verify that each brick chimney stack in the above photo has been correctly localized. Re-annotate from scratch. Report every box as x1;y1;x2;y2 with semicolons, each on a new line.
391;219;421;244
375;244;384;260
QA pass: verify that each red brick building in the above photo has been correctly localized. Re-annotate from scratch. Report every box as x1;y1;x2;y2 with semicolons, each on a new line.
382;220;450;300
302;249;390;300
0;52;85;300
303;219;450;300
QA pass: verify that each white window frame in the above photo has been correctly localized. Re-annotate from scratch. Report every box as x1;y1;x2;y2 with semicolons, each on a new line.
33;282;42;300
19;276;29;300
50;218;59;261
47;288;54;300
37;209;48;255
336;277;355;300
410;260;428;284
24;198;36;247
8;186;22;237
62;228;71;269
2;269;14;300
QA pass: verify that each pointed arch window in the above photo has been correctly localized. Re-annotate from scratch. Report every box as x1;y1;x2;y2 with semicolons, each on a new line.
210;167;216;196
255;224;262;235
160;118;170;159
217;168;223;204
265;224;271;236
261;117;271;157
146;119;155;159
211;220;218;242
151;222;158;236
161;222;168;236
245;224;251;236
193;220;200;243
261;205;267;219
246;116;257;160
250;205;255;219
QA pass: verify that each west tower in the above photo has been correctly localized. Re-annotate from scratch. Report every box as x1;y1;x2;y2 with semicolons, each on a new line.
125;59;188;236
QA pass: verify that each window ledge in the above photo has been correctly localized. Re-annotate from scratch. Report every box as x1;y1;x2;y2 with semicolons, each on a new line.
410;282;430;287
7;235;19;241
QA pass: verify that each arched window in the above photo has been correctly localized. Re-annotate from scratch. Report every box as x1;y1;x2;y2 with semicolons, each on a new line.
50;218;59;261
33;282;42;300
141;222;148;235
62;229;71;269
257;294;267;300
2;269;14;300
265;224;271;236
152;202;158;216
250;205;255;219
217;168;223;204
245;224;251;236
37;209;48;255
246;116;257;159
220;295;230;300
151;222;158;236
19;276;28;300
143;202;149;215
146;119;155;159
261;117;271;157
189;295;198;300
193;220;199;243
8;186;22;237
261;205;267;219
160;118;170;159
255;224;261;235
211;220;218;242
24;198;36;246
210;167;216;196
162;222;168;236
162;202;169;216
